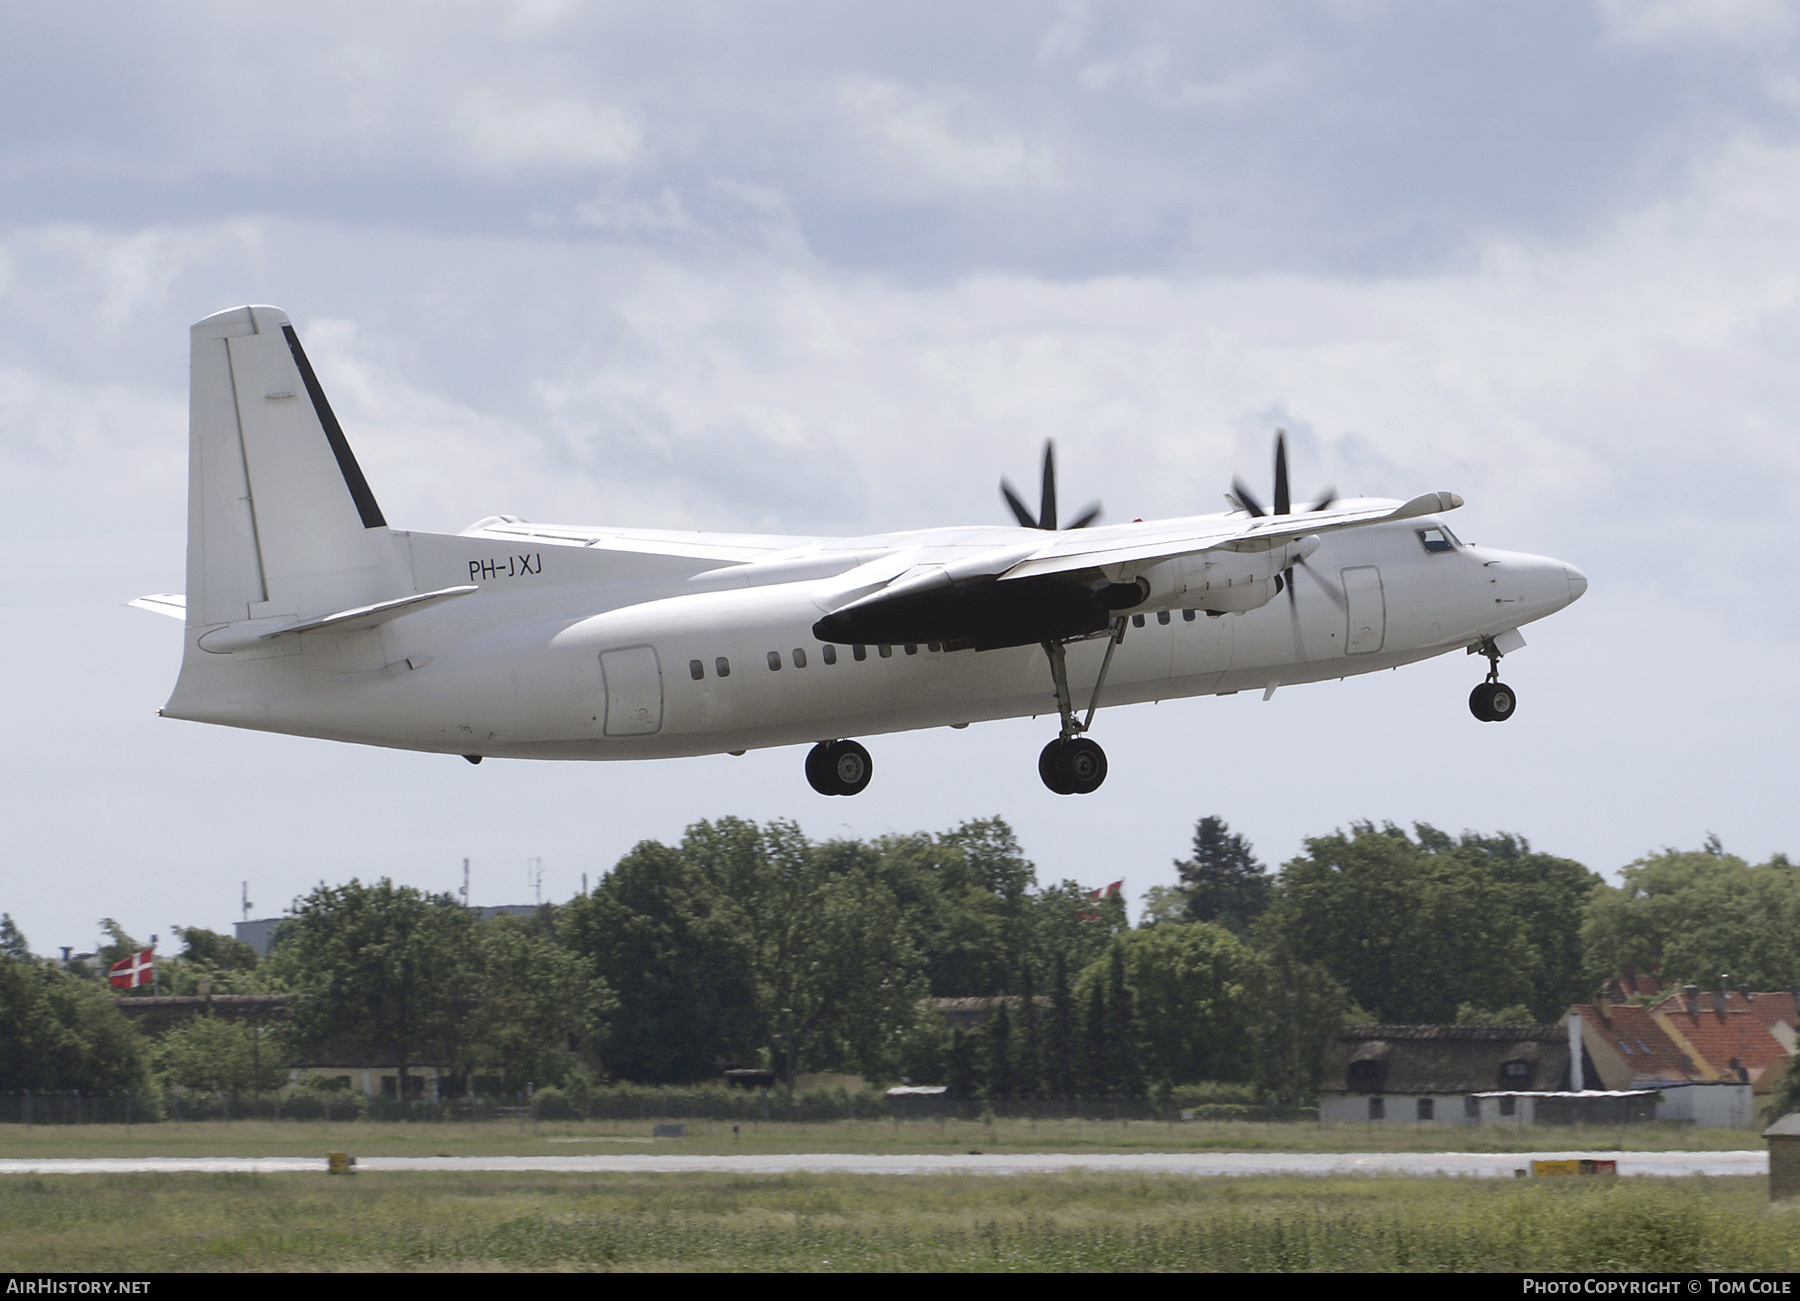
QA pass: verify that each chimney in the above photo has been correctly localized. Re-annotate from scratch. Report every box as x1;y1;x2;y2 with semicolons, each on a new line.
1718;974;1731;1019
1596;986;1613;1021
1569;1012;1585;1092
1738;984;1753;1003
1684;983;1700;1019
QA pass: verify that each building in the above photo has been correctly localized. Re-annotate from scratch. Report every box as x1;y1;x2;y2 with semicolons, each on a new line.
1319;1024;1583;1124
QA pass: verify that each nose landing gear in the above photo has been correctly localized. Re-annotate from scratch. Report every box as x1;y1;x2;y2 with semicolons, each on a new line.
1468;638;1517;722
805;739;873;795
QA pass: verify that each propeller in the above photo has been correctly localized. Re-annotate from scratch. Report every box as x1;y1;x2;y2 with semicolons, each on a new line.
1230;430;1345;654
1001;440;1102;531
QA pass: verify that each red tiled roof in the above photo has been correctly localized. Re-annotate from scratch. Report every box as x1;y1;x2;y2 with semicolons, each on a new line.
1571;1002;1694;1084
1647;991;1793;1091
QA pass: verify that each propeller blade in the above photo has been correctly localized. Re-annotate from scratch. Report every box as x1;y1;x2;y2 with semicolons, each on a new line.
1066;502;1103;530
1001;480;1040;529
1297;558;1347;610
1273;430;1291;516
1039;441;1057;531
1284;564;1304;659
1308;486;1338;512
1231;477;1266;518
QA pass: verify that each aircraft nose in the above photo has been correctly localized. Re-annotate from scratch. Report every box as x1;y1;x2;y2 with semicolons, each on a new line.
1565;564;1588;602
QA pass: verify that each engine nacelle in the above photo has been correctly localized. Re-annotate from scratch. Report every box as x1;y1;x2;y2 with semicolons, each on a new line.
1132;535;1319;616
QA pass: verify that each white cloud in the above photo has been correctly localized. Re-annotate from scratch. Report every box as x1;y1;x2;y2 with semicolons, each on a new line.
454;91;640;173
837;77;1060;191
1595;0;1800;48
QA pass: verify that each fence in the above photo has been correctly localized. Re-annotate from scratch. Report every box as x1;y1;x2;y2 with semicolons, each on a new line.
0;1088;1315;1127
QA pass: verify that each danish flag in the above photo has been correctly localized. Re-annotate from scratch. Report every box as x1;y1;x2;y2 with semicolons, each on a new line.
108;948;155;989
1088;880;1123;899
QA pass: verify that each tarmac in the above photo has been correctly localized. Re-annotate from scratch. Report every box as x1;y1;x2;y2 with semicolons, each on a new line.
0;1151;1768;1178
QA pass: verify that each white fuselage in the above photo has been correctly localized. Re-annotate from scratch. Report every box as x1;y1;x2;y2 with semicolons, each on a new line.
162;514;1581;761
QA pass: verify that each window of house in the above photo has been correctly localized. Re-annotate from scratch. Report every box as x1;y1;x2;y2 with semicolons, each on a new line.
1500;1060;1532;1087
689;659;704;681
767;651;782;670
1416;527;1455;554
792;648;807;668
715;657;731;678
1417;1098;1434;1121
1347;1060;1386;1093
1368;1096;1384;1121
1499;1096;1516;1117
822;645;838;665
1464;1096;1480;1118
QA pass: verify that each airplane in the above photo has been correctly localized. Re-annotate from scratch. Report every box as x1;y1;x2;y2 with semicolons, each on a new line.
133;305;1586;796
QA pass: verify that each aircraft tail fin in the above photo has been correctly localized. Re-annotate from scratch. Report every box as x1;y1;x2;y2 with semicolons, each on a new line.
185;306;411;628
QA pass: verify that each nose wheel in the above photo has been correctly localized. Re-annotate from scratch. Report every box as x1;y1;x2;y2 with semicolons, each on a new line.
1468;638;1517;722
805;739;873;795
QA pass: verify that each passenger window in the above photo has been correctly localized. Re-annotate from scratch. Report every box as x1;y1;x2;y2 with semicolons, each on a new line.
1182;609;1195;621
1156;610;1170;625
822;645;837;665
904;644;918;656
793;648;807;668
879;645;892;658
928;642;940;652
689;659;704;681
1416;527;1455;554
715;657;731;678
853;644;867;662
767;651;782;671
1132;614;1145;628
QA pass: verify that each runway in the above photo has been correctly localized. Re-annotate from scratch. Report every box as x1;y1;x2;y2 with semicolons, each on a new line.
0;1151;1767;1178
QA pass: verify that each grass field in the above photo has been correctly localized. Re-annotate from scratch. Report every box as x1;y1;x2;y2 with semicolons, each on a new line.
2;1168;1794;1271
0;1116;1766;1160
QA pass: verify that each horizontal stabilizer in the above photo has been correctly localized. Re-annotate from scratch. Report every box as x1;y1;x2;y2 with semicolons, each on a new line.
128;593;187;620
196;585;478;653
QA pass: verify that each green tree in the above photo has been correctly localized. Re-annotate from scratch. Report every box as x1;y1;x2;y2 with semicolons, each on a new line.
1175;816;1270;933
175;926;259;973
1263;823;1599;1023
462;914;612;1090
1044;953;1076;1098
269;879;476;1097
0;958;147;1091
1;914;31;962
1100;923;1261;1088
1581;847;1800;990
558;841;757;1083
982;999;1015;1099
1244;944;1355;1103
153;1014;287;1093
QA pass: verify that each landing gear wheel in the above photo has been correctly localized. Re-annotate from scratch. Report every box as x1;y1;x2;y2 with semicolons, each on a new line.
1039;737;1107;794
1058;737;1108;794
820;739;872;795
1469;682;1518;723
805;741;834;795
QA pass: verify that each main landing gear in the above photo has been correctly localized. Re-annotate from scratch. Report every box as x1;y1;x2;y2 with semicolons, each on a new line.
1037;618;1127;795
1468;638;1518;723
806;739;873;796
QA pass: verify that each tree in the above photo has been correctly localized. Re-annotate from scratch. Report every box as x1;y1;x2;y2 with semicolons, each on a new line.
1044;953;1076;1098
0;958;147;1091
558;841;757;1083
461;914;611;1090
175;926;260;973
1175;817;1270;933
1262;823;1599;1023
1581;848;1800;990
269;879;476;1097
1;914;31;962
153;1014;287;1093
1100;923;1260;1089
982;999;1015;1100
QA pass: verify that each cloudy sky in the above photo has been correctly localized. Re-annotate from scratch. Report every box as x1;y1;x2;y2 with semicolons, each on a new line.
4;0;1798;956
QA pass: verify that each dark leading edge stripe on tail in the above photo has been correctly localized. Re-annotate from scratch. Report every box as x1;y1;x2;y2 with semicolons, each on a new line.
282;324;387;530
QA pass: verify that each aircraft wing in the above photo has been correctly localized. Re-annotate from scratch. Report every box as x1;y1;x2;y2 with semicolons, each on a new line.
998;492;1464;582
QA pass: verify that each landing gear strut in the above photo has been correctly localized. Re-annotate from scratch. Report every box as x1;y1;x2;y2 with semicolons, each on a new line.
1468;638;1517;723
1037;618;1126;794
805;739;873;795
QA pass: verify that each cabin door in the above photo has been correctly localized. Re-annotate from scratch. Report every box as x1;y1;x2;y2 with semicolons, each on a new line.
600;646;664;736
1341;566;1386;655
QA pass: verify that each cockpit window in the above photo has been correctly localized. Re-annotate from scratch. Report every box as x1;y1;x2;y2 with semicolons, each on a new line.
1416;527;1455;554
